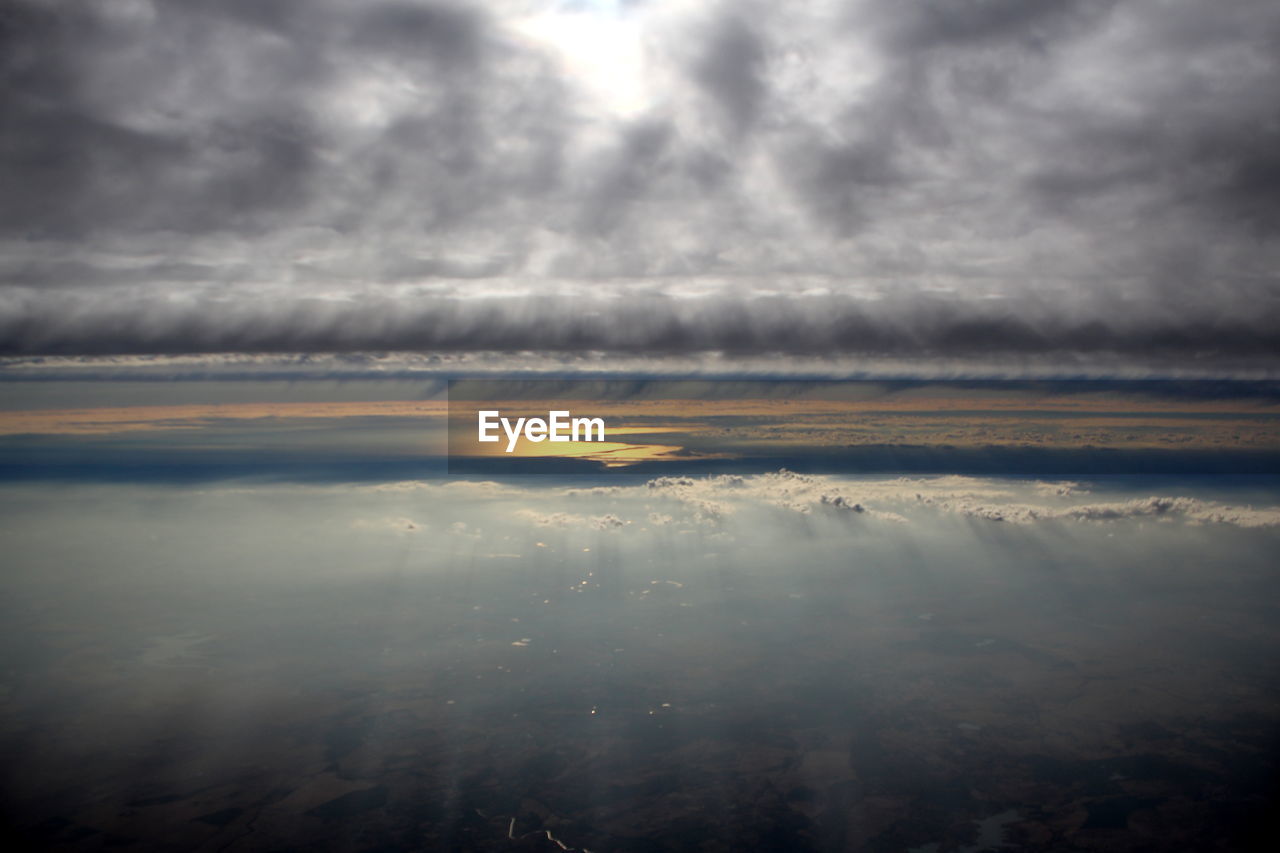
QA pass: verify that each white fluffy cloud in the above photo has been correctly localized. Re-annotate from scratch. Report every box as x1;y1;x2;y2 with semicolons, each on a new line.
350;471;1280;532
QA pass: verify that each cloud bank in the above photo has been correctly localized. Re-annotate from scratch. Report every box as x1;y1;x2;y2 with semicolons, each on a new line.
346;471;1280;532
2;1;1279;367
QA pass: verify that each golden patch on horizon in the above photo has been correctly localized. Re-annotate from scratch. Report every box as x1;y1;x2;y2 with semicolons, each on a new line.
450;429;692;468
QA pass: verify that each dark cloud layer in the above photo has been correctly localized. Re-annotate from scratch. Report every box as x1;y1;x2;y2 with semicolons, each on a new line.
2;284;1278;360
1;0;1278;367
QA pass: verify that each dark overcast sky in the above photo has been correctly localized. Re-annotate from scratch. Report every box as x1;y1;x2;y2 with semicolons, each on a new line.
1;0;1278;369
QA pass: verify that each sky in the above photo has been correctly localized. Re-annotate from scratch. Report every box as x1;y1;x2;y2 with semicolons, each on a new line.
3;8;1280;846
1;0;1279;374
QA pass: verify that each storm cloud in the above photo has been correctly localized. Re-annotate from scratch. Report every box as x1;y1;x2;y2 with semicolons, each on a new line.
2;0;1279;368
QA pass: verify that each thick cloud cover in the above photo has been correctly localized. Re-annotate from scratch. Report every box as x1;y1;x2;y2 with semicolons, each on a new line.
2;0;1279;366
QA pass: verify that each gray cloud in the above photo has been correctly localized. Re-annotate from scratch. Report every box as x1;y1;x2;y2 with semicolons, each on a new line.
2;282;1276;360
1;0;1278;368
689;11;767;133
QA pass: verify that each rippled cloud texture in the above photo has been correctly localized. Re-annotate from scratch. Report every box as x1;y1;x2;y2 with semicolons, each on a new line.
2;0;1279;365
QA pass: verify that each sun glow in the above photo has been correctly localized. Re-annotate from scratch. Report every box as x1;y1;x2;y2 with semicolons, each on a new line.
510;2;651;117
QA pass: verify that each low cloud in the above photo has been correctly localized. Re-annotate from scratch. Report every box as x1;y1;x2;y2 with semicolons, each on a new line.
928;495;1280;528
539;471;1280;529
515;509;628;530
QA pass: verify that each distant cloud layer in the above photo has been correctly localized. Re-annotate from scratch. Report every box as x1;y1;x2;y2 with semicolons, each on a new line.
348;472;1280;532
2;0;1279;367
630;471;1280;528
